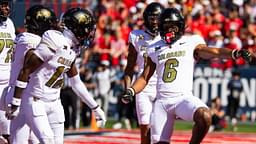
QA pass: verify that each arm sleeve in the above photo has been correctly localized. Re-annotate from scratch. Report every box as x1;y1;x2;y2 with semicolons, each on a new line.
69;74;98;109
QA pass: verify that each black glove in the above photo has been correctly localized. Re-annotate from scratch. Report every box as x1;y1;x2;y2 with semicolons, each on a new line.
121;88;135;104
232;49;252;62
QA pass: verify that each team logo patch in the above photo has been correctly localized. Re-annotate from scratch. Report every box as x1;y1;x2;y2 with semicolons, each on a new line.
75;13;91;24
36;9;51;19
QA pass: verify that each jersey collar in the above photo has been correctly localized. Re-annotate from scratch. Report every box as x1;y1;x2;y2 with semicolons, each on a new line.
144;29;158;38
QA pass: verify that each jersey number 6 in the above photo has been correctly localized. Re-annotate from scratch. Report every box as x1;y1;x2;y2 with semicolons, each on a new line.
163;58;179;83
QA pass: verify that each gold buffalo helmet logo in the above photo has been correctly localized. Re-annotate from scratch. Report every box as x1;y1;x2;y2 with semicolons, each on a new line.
36;9;51;19
75;12;91;24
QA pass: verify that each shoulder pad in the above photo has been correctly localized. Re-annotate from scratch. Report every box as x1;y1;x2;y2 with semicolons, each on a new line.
129;30;145;43
15;32;41;45
41;30;67;51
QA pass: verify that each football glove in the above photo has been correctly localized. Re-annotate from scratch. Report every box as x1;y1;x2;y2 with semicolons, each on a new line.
121;88;135;104
232;49;252;62
5;104;20;120
5;97;21;120
92;106;106;128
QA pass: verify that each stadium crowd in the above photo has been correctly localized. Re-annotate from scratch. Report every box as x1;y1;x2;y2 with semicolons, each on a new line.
10;0;256;130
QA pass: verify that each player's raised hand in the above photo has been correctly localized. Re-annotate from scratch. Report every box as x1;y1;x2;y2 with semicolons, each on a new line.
121;88;135;104
93;106;106;128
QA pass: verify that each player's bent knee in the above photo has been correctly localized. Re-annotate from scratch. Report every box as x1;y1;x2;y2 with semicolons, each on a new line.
194;107;211;126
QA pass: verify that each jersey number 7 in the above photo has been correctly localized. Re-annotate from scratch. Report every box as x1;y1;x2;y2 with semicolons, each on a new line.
45;66;65;88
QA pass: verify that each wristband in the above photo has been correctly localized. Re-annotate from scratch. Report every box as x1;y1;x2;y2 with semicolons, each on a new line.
11;97;21;106
15;80;28;89
231;49;238;60
92;105;99;110
128;87;135;96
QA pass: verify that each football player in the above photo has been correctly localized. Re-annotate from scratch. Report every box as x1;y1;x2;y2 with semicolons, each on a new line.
6;8;106;144
123;2;164;144
0;0;15;143
122;8;252;144
7;5;59;144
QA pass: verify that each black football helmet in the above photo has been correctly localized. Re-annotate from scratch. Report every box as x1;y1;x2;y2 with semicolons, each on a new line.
0;0;10;22
159;8;185;45
62;7;96;47
24;5;57;36
143;2;164;36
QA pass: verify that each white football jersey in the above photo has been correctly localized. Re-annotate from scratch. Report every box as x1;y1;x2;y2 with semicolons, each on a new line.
148;34;205;97
9;32;41;86
129;30;160;90
25;30;76;101
0;18;16;82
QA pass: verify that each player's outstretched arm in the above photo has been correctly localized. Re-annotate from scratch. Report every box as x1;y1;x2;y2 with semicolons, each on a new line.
195;44;252;62
67;63;106;128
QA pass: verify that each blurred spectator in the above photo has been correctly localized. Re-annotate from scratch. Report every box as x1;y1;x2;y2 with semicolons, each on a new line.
223;26;243;69
93;0;107;18
60;58;83;130
108;59;127;119
110;31;128;67
60;74;79;130
224;5;243;37
226;70;243;131
113;60;137;130
93;15;114;62
246;36;256;54
94;60;113;117
79;65;97;127
166;0;182;10
248;17;256;37
208;30;225;69
209;97;226;132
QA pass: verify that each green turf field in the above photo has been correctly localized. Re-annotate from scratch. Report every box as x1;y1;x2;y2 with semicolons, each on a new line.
105;119;256;133
174;120;256;133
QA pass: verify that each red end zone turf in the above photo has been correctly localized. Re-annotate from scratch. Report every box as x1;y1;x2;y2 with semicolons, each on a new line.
64;129;256;144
